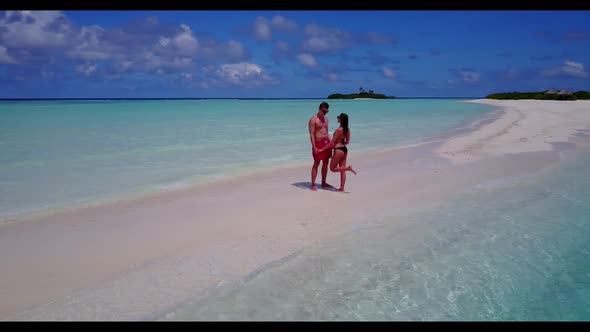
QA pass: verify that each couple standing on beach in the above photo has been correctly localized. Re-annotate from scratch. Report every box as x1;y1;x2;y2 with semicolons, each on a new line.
309;102;357;192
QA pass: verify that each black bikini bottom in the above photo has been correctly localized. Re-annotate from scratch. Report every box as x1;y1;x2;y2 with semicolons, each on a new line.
335;146;348;154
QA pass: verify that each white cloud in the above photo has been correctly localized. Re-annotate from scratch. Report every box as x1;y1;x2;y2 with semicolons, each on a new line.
562;60;587;78
251;16;297;42
67;25;112;61
73;50;110;61
75;63;97;76
0;11;253;83
223;40;248;62
159;37;171;48
214;62;278;87
78;21;199;74
141;51;193;72
197;38;250;63
298;23;392;55
323;72;338;82
217;62;262;84
0;11;71;49
172;24;198;55
301;23;353;53
0;13;248;81
459;70;480;83
253;17;271;41
112;23;200;73
271;15;297;32
382;67;396;79
114;60;134;72
541;60;588;79
0;46;17;64
296;53;319;67
271;40;290;60
0;12;201;73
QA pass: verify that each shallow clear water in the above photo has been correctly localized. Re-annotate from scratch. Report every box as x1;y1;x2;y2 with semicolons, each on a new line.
164;148;590;321
0;99;490;217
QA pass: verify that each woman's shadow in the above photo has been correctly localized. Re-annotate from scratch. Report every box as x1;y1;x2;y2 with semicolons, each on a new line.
291;182;348;193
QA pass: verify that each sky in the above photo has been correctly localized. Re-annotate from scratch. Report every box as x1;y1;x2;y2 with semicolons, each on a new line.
0;10;588;98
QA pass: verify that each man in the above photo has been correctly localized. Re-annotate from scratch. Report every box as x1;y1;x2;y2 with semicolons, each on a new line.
308;101;334;191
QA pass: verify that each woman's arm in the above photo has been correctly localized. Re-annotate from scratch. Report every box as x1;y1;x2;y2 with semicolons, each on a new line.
344;129;350;145
319;129;340;152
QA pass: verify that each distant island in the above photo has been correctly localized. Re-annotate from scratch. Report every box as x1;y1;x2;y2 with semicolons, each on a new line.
486;90;590;101
328;87;395;99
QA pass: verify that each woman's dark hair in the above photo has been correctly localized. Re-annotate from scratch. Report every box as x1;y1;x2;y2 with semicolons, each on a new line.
337;113;349;135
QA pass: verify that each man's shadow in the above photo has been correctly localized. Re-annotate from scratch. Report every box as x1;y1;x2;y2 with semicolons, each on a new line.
291;182;344;192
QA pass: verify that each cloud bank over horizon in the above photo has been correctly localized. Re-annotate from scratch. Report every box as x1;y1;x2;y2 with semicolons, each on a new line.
0;10;588;98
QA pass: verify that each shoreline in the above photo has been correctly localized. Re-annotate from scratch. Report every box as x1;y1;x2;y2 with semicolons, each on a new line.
2;100;590;320
437;99;590;163
1;102;496;224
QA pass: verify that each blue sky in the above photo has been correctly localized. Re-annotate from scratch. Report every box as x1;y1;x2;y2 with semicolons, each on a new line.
0;10;588;98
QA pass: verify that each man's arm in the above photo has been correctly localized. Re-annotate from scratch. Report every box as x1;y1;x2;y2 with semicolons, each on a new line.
309;117;318;153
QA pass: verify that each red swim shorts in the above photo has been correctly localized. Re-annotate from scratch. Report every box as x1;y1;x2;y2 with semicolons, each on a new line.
313;139;332;161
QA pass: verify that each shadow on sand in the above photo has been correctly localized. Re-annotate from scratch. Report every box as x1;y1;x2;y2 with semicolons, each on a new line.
291;182;348;193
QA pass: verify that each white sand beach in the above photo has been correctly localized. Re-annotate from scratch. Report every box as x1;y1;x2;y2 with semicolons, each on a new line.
1;100;590;320
437;100;590;163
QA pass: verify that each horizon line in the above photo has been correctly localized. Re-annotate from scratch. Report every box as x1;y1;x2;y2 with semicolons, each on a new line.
0;97;484;101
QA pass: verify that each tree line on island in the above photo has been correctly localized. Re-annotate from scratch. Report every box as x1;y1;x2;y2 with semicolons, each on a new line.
328;87;395;99
486;89;590;101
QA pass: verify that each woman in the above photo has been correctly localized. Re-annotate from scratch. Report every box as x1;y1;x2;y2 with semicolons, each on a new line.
318;113;357;192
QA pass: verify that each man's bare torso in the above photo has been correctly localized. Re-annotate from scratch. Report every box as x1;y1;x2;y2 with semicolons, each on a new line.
310;115;329;140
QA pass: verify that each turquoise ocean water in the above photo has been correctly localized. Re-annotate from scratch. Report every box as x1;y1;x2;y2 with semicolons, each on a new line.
3;99;590;321
0;99;490;217
165;146;590;321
